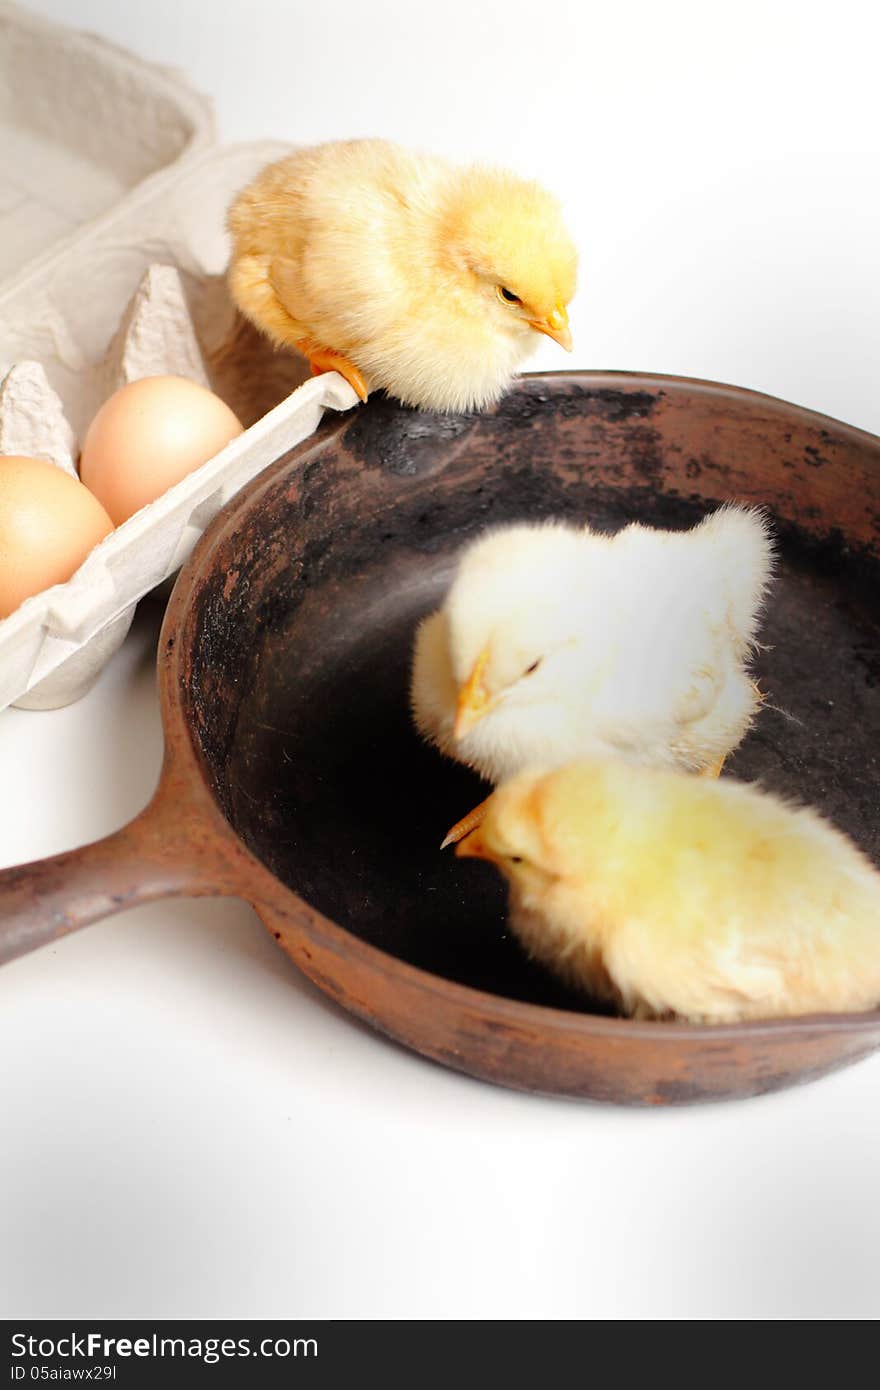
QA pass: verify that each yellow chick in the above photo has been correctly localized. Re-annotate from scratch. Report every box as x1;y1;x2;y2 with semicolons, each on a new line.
457;759;880;1024
227;139;576;411
411;506;773;844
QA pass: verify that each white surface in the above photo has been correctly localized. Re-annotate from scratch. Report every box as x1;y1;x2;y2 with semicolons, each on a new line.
1;0;878;1321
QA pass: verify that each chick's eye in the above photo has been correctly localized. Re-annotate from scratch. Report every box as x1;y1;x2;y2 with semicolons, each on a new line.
509;855;524;865
523;659;542;676
498;286;522;305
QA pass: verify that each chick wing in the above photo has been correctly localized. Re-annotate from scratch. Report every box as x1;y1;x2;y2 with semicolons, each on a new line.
592;509;773;768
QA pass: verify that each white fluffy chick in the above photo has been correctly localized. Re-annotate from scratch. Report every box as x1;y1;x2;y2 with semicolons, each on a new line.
456;758;880;1023
410;506;773;844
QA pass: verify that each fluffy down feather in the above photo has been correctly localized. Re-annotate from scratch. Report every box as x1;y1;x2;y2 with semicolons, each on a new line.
458;759;880;1023
411;506;774;788
227;139;577;412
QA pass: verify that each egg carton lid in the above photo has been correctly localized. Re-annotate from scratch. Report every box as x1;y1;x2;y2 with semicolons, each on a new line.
0;1;215;287
0;7;360;711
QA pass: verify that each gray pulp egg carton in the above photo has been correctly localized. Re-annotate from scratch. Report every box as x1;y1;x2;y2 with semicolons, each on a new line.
0;4;358;711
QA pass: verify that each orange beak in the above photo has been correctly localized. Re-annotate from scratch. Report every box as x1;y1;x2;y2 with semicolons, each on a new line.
455;826;492;860
453;647;493;741
528;305;572;352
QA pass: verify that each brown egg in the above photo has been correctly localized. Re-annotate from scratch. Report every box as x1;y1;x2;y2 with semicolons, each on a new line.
0;456;115;619
80;375;244;525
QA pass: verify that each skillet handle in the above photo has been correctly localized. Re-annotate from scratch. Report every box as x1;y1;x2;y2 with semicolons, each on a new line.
0;768;239;967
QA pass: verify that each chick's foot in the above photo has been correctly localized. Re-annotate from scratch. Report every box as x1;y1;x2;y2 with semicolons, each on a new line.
297;340;368;400
441;796;492;850
700;755;726;779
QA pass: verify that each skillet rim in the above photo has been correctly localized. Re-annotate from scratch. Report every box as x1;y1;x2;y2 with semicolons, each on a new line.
157;369;880;1047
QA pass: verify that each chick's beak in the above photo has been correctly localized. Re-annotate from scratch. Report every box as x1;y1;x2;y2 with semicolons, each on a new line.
455;826;493;861
529;305;572;352
453;647;493;741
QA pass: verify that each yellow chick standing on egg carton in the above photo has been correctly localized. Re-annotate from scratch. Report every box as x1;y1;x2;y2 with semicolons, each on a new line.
227;138;578;412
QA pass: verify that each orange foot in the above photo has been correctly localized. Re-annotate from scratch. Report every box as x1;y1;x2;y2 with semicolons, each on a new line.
700;755;726;780
440;795;492;851
295;339;368;401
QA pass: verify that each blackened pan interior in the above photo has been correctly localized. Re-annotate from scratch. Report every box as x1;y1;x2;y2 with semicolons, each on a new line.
184;375;880;1013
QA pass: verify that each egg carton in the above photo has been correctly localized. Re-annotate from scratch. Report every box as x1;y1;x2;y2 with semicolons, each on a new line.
0;5;359;711
0;2;213;283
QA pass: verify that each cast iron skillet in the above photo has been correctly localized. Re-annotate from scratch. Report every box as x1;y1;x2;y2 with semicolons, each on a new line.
2;372;879;1105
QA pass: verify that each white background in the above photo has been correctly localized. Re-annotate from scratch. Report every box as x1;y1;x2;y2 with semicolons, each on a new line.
1;0;878;1319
